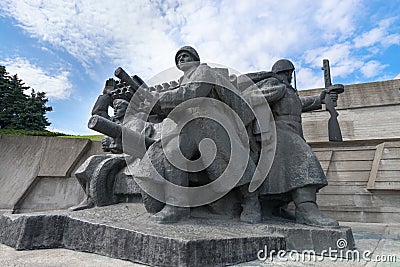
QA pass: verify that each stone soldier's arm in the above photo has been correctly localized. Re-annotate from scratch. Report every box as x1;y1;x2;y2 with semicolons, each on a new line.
242;77;286;114
153;66;213;115
300;95;322;112
92;94;112;120
91;78;116;120
253;77;286;103
301;90;339;112
156;82;212;115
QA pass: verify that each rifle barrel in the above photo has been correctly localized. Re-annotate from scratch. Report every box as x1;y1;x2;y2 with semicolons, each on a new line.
322;59;332;88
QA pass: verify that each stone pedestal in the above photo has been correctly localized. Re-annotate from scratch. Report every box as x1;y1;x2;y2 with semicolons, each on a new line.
0;203;354;266
0;204;284;266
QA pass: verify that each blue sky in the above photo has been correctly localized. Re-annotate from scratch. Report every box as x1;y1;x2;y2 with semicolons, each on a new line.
0;0;399;135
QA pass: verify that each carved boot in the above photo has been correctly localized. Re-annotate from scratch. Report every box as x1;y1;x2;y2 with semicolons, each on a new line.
240;186;261;223
69;196;94;211
272;204;296;221
152;203;190;224
152;163;190;224
260;197;296;221
292;186;339;228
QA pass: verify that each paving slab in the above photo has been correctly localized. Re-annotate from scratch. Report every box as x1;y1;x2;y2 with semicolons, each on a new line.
242;221;400;267
0;244;138;267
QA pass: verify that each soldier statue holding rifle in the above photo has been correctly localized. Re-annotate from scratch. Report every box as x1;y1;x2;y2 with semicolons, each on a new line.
247;58;343;227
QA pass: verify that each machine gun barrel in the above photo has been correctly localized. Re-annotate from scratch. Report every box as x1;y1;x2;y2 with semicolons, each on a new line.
114;67;154;101
115;67;146;90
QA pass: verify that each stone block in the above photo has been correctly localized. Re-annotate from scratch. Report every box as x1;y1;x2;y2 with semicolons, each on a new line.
257;220;355;255
0;204;286;266
63;204;285;266
0;213;65;250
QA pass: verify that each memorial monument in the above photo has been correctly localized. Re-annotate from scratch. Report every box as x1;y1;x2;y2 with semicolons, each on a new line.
0;46;355;266
85;46;343;227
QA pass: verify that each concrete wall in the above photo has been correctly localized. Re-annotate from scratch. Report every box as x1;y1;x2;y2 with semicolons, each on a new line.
0;136;103;213
311;140;400;223
299;79;400;223
300;79;400;142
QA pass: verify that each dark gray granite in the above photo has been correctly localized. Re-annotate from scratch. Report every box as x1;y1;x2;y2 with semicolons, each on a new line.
259;220;354;254
0;212;66;250
0;203;355;266
0;204;286;266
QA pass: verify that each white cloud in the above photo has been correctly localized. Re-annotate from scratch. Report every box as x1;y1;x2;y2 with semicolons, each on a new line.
313;1;360;41
0;0;398;84
302;43;388;81
361;60;387;78
0;1;359;72
296;67;324;90
1;57;72;99
354;26;385;48
0;1;179;78
302;43;366;81
354;18;400;49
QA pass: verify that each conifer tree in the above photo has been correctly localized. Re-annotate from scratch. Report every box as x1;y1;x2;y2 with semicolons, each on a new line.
0;65;52;131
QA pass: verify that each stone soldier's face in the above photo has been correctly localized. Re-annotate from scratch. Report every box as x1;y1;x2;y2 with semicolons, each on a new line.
114;102;128;119
279;70;293;85
177;52;196;71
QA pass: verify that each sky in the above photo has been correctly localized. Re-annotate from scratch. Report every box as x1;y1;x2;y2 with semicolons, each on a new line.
0;0;399;135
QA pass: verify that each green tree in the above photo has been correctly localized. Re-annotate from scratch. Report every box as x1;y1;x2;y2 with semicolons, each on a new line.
0;65;52;131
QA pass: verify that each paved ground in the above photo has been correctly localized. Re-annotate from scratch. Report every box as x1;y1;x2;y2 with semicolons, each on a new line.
237;222;400;267
1;222;399;267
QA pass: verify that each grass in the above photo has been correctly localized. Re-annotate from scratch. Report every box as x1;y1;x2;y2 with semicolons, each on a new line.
58;135;104;141
0;129;68;136
0;129;104;141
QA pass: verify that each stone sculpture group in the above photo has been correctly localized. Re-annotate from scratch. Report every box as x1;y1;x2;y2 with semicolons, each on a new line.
72;46;344;229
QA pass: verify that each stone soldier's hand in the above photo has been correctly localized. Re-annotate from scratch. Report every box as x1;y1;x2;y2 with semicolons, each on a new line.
101;137;109;147
329;91;338;103
101;136;112;151
105;78;116;87
103;78;116;95
320;89;339;104
320;90;336;104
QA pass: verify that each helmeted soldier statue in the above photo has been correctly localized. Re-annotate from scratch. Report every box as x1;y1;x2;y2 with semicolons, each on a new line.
133;46;261;223
253;59;339;227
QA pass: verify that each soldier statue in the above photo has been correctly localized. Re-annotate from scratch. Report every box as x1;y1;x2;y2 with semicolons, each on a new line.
133;46;261;223
250;59;339;227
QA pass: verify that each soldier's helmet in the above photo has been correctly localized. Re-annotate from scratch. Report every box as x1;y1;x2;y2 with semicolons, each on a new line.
272;59;295;74
175;46;200;66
